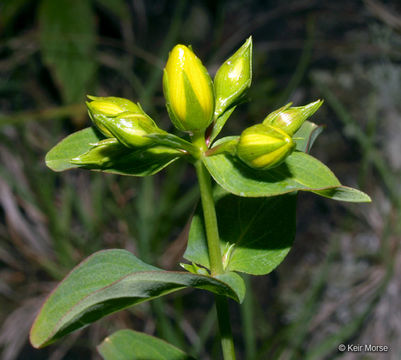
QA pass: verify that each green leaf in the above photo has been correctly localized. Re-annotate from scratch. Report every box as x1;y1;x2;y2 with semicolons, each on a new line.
30;249;244;348
204;138;341;197
313;186;371;202
97;329;195;360
204;144;370;202
146;132;199;156
46;128;182;176
184;188;296;275
39;0;96;103
294;120;324;153
46;128;103;171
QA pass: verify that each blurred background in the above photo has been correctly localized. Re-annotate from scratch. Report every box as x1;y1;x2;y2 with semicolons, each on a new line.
1;0;400;359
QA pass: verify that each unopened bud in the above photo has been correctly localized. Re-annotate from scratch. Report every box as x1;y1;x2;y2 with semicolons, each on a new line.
96;112;164;148
236;124;295;170
263;100;323;136
87;96;143;137
214;36;252;118
163;45;214;132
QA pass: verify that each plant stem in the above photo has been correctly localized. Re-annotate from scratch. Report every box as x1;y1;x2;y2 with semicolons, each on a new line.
216;295;236;360
193;133;236;360
194;159;224;275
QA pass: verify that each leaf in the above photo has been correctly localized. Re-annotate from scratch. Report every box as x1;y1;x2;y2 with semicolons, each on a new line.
46;128;182;176
98;329;195;360
204;138;341;197
294;120;324;153
209;106;236;144
29;249;244;348
313;186;371;202
146;132;199;155
45;127;104;171
39;0;96;104
184;188;296;275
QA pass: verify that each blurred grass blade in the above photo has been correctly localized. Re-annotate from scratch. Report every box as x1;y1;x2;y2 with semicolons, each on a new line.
97;329;195;360
95;0;130;20
0;0;30;30
30;249;244;348
39;0;96;103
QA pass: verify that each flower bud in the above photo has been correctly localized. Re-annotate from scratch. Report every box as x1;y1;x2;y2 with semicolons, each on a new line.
87;96;143;137
163;45;214;132
236;124;295;170
262;102;292;124
214;36;252;118
95;112;164;148
71;138;122;166
263;100;323;136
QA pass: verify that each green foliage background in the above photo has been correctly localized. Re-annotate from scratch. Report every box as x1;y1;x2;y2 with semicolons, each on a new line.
1;0;400;359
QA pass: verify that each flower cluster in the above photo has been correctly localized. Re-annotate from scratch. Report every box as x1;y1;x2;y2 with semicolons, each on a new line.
77;37;322;171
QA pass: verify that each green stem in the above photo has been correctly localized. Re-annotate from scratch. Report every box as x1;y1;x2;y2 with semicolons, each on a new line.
216;295;236;360
192;132;236;360
194;159;224;275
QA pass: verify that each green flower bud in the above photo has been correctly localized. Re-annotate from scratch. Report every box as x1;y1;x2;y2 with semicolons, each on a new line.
86;96;143;137
163;44;214;132
263;100;323;136
95;112;164;148
262;102;292;124
236;124;295;170
71;138;122;167
214;36;252;118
